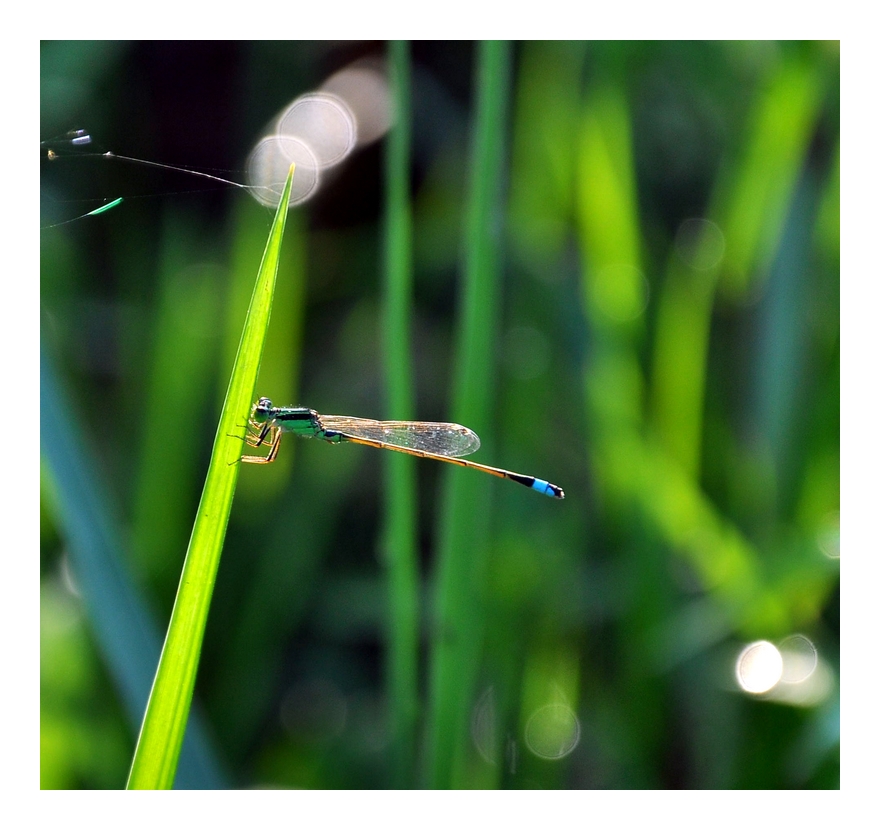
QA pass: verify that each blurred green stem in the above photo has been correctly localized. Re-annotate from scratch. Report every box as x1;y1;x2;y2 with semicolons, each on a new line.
40;340;225;788
425;39;511;789
651;52;827;477
382;39;420;788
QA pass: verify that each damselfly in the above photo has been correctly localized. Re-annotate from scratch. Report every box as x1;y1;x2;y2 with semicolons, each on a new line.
240;397;564;499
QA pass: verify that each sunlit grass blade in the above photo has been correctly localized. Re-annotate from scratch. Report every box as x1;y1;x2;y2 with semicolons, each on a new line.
126;165;295;789
208;198;308;758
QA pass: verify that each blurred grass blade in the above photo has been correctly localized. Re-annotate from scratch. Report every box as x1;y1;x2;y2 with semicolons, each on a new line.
651;51;827;475
425;39;511;789
715;53;828;297
40;340;226;789
576;81;647;447
382;39;420;788
508;41;586;265
126;165;295;789
130;220;223;583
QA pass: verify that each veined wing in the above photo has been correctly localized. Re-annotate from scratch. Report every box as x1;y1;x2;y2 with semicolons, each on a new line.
318;415;481;458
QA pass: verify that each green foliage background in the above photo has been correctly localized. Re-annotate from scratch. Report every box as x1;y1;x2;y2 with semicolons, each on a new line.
40;41;839;789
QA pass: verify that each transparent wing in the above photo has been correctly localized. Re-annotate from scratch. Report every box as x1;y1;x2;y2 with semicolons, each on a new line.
318;416;481;458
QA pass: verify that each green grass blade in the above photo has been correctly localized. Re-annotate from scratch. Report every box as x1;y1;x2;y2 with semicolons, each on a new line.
425;40;511;789
716;52;828;298
651;50;828;475
126;165;296;789
575;80;646;440
208;200;308;757
382;39;420;788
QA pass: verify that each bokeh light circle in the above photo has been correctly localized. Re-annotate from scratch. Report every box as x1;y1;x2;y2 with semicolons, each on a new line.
675;217;726;271
245;136;320;207
276;92;357;169
817;511;840;559
524;704;581;760
592;263;649;321
779;635;819;685
736;640;784;694
320;61;392;147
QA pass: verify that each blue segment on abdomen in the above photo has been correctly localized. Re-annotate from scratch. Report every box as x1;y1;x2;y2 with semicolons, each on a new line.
531;478;555;496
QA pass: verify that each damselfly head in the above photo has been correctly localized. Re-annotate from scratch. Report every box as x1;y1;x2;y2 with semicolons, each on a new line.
251;397;274;421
